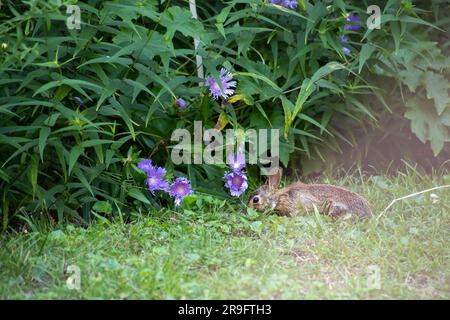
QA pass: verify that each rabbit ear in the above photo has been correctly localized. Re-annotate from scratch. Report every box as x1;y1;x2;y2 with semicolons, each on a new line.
267;168;282;190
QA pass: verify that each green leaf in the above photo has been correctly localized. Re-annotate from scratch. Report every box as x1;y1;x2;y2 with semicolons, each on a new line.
29;156;39;198
38;127;51;161
359;44;376;74
135;64;176;98
291;78;316;124
128;188;151;205
109;97;137;140
304;2;327;44
298;113;331;134
93;201;113;215
280;95;293;139
424;71;450;115
234;72;282;93
279;140;295;167
69;146;84;176
48;230;66;242
405;97;450;156
288;62;345;128
73;168;94;197
310;62;346;83
399;67;423;92
159;6;204;40
254;103;272;127
391;21;401;54
79;42;143;68
33;79;102;100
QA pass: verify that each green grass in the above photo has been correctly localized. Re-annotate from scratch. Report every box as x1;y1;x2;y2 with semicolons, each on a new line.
1;170;449;299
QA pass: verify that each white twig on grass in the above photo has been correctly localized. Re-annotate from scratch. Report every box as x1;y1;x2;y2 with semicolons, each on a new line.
378;185;450;220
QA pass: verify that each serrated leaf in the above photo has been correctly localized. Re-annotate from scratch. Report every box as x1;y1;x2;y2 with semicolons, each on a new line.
424;71;450;115
160;6;204;40
405;97;450;155
399;67;423;92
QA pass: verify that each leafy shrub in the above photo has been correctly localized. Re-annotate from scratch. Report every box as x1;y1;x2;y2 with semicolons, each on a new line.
0;0;448;228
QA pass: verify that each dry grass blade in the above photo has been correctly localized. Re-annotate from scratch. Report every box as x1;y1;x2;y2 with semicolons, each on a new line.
378;184;450;220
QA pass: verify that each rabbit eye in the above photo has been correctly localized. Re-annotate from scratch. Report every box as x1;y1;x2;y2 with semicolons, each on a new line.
252;196;259;204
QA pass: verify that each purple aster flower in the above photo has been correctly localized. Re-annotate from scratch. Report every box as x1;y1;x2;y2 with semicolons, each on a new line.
145;166;169;195
344;24;361;32
346;13;361;24
344;13;361;32
175;98;187;111
268;0;282;4
342;46;351;54
282;0;298;9
339;35;348;44
206;68;237;100
224;171;248;197
169;177;192;206
137;159;153;173
228;152;246;172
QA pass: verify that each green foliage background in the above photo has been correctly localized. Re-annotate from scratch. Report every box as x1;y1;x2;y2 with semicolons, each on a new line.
0;0;449;227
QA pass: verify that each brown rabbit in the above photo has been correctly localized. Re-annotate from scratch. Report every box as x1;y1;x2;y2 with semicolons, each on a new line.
248;169;372;218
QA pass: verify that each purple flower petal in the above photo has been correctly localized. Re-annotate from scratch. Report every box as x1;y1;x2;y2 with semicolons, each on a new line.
206;68;237;100
282;0;298;9
346;13;361;23
224;171;248;197
339;35;348;44
175;98;187;111
344;24;361;32
169;177;192;206
344;13;361;32
342;46;351;54
137;159;153;173
145;166;169;195
228;152;246;172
